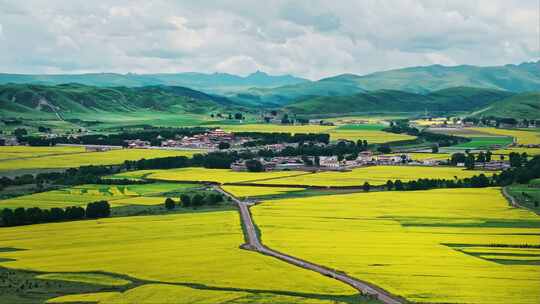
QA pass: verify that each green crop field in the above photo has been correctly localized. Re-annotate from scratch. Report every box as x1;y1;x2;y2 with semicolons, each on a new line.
469;128;540;145
0;211;361;304
0;183;197;209
0;148;203;171
448;136;513;149
248;165;492;187
251;188;540;304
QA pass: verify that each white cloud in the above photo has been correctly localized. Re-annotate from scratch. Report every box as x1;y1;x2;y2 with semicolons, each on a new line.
0;0;537;79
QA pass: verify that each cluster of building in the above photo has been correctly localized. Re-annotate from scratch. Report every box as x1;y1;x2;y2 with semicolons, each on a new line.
232;152;424;172
161;129;244;149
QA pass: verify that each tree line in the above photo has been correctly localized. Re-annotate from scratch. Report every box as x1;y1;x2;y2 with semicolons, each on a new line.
377;155;540;192
384;120;469;147
240;132;330;146
165;193;225;210
1;200;110;227
19;127;210;146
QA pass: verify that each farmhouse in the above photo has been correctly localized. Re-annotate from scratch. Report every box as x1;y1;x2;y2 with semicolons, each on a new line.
125;139;151;148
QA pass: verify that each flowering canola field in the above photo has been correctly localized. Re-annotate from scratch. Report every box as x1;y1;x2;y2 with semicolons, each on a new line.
0;211;357;303
147;167;306;184
0;148;203;171
222;185;305;198
220;123;415;143
250;166;492;187
0;146;85;161
251;188;540;304
0;183;195;209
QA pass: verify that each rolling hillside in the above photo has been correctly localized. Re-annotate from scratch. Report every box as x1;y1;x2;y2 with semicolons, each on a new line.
473;92;540;119
0;83;235;119
0;71;308;94
323;61;540;93
285;87;514;115
231;61;540;105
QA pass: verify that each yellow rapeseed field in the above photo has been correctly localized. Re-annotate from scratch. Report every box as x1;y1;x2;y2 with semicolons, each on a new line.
469;127;540;145
222;185;305;198
0;183;194;209
147;167;306;184
251;188;540;304
250;166;491;187
219;123;414;143
0;148;203;171
0;146;85;161
47;284;348;304
0;211;356;303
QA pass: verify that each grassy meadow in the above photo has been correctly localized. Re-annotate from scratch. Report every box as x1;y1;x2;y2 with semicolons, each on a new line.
0;148;203;171
0;211;360;303
251;188;540;303
469;127;540;145
248;166;492;187
0;183;197;209
448;136;514;149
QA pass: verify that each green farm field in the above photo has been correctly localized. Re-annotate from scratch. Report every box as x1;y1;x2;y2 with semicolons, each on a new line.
0;211;363;304
448;136;513;149
247;165;493;187
0;148;203;171
251;188;540;303
0;183;197;209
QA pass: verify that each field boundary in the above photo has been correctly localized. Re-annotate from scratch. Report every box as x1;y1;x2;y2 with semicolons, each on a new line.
502;186;540;215
215;186;404;304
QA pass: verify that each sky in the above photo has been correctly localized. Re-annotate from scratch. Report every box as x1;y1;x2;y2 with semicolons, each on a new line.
0;0;538;79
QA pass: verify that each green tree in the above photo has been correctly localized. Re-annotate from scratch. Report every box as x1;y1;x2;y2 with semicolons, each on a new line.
245;159;264;172
363;182;371;192
386;180;394;190
165;197;176;210
192;194;204;208
180;194;191;208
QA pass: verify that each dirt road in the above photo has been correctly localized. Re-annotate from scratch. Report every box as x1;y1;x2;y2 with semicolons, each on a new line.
214;186;404;304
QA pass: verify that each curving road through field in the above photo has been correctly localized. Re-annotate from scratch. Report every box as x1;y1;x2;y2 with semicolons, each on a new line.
214;186;404;304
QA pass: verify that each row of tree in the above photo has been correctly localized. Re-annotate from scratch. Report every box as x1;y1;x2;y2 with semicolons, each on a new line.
165;193;225;209
385;120;469;147
20;127;210;146
1;201;110;227
240;132;330;146
375;155;540;191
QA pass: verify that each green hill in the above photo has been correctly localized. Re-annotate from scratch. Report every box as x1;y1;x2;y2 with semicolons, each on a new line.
0;71;308;94
228;77;365;106
284;87;514;115
473;92;540;119
325;61;540;93
234;61;539;106
0;83;235;119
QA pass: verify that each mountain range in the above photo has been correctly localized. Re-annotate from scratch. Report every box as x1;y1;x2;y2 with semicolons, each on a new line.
0;71;308;94
0;61;539;120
